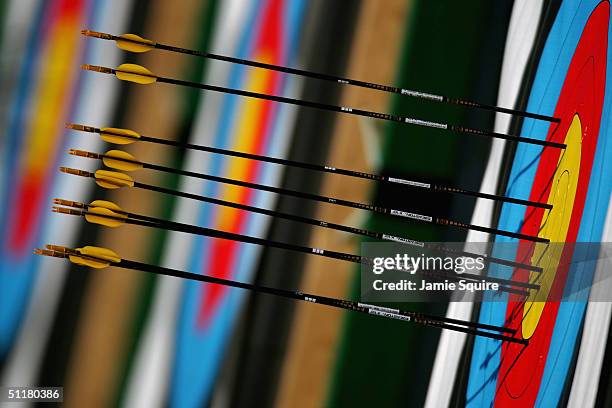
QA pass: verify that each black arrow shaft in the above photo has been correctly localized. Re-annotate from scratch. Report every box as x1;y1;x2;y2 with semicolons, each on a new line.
107;33;557;125
136;161;547;243
125;212;361;263
137;134;551;209
123;183;542;286
116;258;522;342
126;179;541;273
83;65;567;147
155;75;564;149
66;150;550;244
143;161;381;212
36;243;521;341
55;202;537;296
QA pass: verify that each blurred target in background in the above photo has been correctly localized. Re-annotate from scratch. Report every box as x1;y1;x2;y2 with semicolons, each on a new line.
1;1;612;408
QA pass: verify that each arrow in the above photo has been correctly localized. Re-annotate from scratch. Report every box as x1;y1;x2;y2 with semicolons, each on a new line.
51;189;540;273
65;123;553;210
38;244;121;269
80;63;566;149
63;149;544;270
35;244;525;343
65;150;550;244
52;198;360;263
81;29;559;124
48;200;539;297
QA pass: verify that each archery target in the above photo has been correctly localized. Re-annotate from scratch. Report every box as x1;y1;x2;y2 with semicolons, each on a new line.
466;0;612;407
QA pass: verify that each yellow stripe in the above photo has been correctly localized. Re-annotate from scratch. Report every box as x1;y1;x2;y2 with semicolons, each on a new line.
522;114;582;339
216;53;274;230
23;17;81;173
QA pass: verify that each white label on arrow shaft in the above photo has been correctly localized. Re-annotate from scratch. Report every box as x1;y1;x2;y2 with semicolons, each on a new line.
359;303;399;314
381;234;425;247
369;309;411;321
390;210;433;222
404;117;448;129
388;177;431;188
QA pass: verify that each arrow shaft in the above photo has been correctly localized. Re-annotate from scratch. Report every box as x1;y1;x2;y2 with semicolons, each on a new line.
81;65;566;148
102;31;556;124
126;186;541;289
36;245;522;341
114;259;522;342
138;215;361;262
67;147;549;243
142;134;386;181
128;208;535;290
131;179;540;271
63;205;534;295
128;182;543;278
139;179;381;238
139;161;547;243
138;135;551;209
51;201;536;296
156;76;564;149
143;161;381;213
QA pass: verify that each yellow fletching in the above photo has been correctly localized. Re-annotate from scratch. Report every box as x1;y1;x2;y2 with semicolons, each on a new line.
103;150;143;171
69;254;109;268
115;63;157;85
100;127;140;145
79;246;120;262
116;33;155;53
69;246;120;269
90;200;123;211
85;206;126;228
94;169;134;189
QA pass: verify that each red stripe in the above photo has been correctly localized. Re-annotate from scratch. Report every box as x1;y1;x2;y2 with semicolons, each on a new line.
495;3;609;406
196;0;285;328
5;0;86;256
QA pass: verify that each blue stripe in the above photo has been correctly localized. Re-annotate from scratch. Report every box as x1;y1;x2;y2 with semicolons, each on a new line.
171;1;307;407
467;1;612;406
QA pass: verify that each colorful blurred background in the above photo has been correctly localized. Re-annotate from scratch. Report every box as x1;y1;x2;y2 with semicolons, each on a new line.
3;0;610;407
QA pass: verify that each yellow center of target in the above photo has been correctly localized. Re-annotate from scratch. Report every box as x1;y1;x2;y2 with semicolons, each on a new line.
522;114;582;339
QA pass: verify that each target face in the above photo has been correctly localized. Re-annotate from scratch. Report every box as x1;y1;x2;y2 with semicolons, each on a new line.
467;1;612;406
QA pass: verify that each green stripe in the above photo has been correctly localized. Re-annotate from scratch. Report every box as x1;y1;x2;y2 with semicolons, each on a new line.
0;1;6;47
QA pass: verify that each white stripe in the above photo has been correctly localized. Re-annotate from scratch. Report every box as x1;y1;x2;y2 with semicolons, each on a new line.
567;195;612;408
